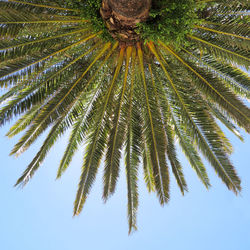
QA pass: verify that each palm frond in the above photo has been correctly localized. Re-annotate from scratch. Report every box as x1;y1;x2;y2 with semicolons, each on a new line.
74;47;124;215
138;43;170;204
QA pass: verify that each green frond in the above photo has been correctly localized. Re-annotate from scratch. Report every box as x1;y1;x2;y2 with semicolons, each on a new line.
9;42;111;156
0;33;99;84
194;24;250;41
125;47;140;234
202;21;250;39
187;34;250;69
149;64;187;194
0;20;85;24
142;137;155;193
152;66;211;188
207;101;244;141
57;42;119;178
138;43;169;204
103;46;132;201
74;47;124;215
165;121;188;194
14;79;89;186
0;41;102;127
181;47;250;99
0;28;89;60
173;119;211;189
14;117;68;187
6;103;41;138
149;41;241;194
159;43;250;132
6;0;78;12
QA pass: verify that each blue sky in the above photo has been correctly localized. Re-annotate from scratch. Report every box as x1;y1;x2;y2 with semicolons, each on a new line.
1;121;250;250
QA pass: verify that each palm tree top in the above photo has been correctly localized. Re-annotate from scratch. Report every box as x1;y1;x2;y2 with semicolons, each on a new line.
0;0;249;233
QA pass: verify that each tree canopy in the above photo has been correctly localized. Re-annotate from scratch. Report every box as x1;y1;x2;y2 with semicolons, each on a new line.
0;0;249;233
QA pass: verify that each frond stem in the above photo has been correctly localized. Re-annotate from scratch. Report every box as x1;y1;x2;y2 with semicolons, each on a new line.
187;34;250;62
194;25;250;40
7;0;79;12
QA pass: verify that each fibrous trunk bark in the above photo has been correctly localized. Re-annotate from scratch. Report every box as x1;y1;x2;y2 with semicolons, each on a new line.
100;0;151;45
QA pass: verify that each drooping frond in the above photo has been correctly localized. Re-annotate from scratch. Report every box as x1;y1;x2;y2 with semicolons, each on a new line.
148;41;241;194
138;43;170;204
73;47;125;215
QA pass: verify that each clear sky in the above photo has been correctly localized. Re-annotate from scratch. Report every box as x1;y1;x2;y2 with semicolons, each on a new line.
0;120;250;250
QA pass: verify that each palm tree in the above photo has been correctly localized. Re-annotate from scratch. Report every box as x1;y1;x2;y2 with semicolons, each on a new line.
0;0;249;233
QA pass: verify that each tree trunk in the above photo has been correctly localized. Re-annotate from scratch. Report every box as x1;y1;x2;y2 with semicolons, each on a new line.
100;0;151;45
